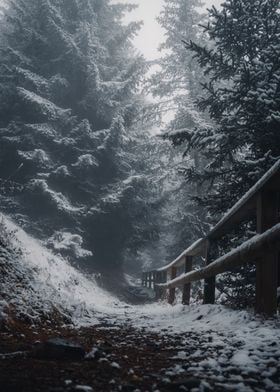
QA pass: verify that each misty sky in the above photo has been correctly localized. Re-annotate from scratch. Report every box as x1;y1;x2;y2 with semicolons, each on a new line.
114;0;222;60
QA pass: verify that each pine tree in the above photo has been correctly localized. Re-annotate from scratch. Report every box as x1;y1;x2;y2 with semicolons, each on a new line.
182;0;280;216
148;0;209;135
121;123;207;277
0;0;147;273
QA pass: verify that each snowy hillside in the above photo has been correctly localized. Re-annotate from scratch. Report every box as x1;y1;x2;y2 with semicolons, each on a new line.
0;214;125;325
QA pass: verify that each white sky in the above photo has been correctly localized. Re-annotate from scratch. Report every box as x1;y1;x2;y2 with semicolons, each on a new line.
113;0;222;60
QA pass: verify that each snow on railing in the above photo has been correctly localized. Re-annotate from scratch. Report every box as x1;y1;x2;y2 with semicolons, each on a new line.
159;223;280;289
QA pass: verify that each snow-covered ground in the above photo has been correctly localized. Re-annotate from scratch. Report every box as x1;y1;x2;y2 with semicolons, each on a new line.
135;304;280;391
1;214;280;391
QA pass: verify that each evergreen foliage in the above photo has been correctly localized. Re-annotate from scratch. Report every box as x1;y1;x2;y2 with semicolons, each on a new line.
146;0;210;261
121;129;207;275
181;0;280;216
148;0;209;137
0;0;148;272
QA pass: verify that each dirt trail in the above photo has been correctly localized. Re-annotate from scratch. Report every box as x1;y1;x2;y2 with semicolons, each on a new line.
1;317;278;392
0;320;185;392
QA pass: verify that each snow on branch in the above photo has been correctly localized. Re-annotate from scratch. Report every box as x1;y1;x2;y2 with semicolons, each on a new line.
17;88;71;119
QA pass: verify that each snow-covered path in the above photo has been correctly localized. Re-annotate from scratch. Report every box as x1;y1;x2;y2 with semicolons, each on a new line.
1;214;280;391
91;303;279;392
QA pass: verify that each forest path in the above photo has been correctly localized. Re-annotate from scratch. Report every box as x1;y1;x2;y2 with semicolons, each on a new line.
0;312;279;392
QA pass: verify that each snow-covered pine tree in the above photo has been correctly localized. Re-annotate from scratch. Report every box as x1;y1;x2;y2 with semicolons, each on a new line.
148;0;209;138
119;122;207;278
181;0;280;307
145;0;210;261
183;0;280;215
0;0;148;274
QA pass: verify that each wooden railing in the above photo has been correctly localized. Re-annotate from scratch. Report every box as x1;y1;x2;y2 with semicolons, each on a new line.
142;160;280;316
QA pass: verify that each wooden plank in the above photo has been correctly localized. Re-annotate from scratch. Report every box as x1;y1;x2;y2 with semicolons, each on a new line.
256;191;279;316
158;223;280;289
168;267;177;305
182;256;192;305
204;240;217;305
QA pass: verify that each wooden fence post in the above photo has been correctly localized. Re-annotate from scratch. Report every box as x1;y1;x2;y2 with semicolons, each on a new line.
152;271;156;290
256;191;279;316
204;240;217;304
148;271;152;288
278;251;280;290
168;267;177;305
151;270;155;289
182;256;193;305
154;271;161;299
144;272;148;287
154;271;158;297
159;271;167;300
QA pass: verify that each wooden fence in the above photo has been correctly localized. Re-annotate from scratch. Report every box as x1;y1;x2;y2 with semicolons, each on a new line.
142;160;280;316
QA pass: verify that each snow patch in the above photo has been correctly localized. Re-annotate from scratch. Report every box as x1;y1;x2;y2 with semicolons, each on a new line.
18;149;50;165
231;350;254;367
17;87;71;119
47;231;92;258
29;179;84;214
53;165;70;177
72;154;99;168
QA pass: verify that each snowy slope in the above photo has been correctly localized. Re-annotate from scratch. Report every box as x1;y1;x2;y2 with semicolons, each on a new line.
0;214;126;324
